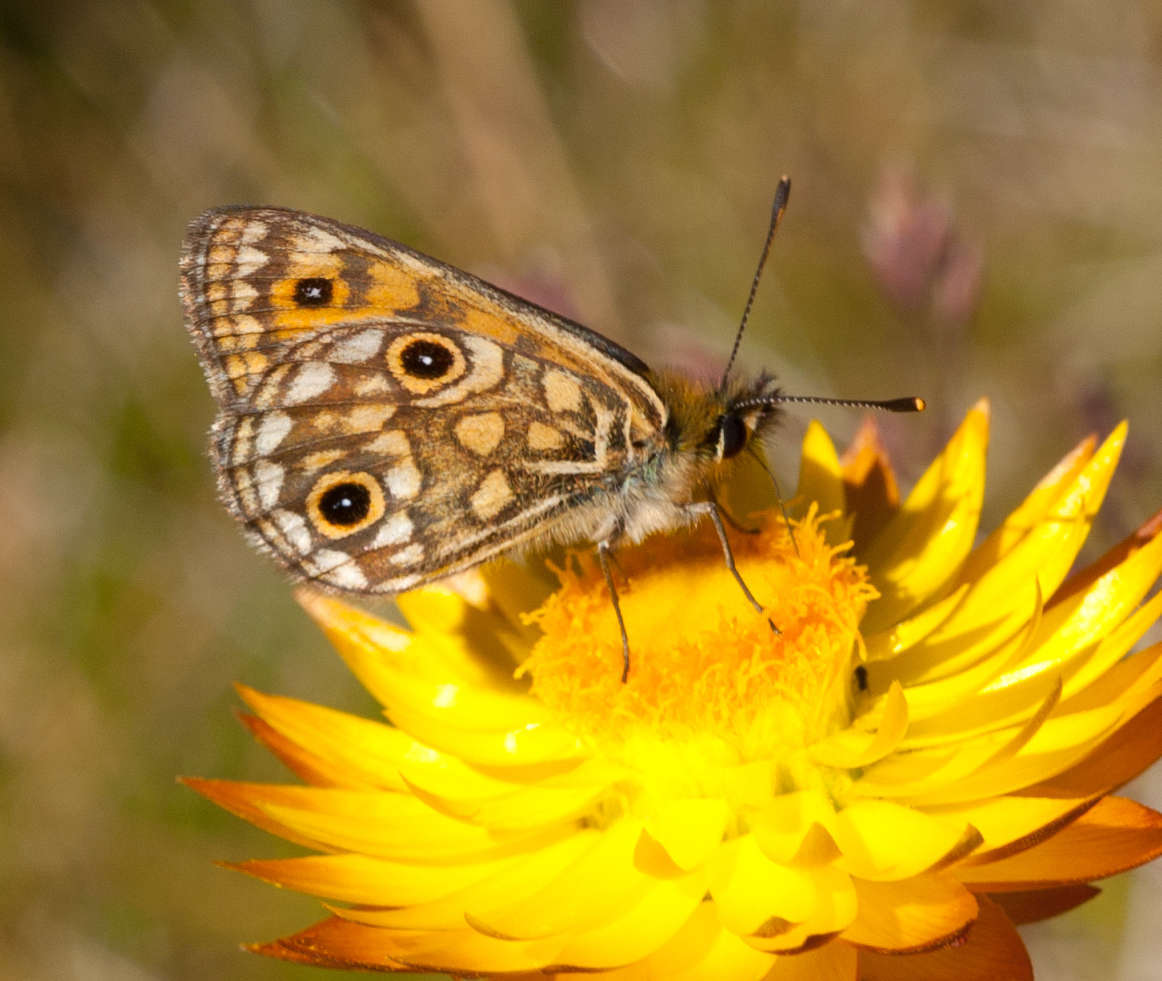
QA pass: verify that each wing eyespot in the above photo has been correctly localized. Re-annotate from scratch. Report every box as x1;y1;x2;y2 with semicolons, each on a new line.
386;331;467;394
307;471;385;538
293;277;334;307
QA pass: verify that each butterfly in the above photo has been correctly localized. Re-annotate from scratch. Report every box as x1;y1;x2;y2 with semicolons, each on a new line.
180;178;922;678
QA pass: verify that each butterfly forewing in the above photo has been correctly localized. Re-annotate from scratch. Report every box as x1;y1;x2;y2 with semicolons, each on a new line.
180;207;669;592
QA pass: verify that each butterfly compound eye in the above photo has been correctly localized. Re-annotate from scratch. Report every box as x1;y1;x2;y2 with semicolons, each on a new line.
716;413;748;459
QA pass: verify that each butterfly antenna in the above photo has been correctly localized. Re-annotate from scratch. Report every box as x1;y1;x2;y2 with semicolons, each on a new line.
768;394;926;413
719;176;792;393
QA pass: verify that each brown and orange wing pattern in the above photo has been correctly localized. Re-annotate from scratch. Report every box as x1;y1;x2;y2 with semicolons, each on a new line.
180;207;668;592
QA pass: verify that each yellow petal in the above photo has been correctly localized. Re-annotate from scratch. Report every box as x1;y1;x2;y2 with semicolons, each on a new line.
383;699;586;767
795;420;844;521
230;850;527;906
927;423;1126;642
708;834;858;939
205;782;575;860
957;433;1096;583
863;583;969;663
811;681;909;768
890;699;1124;806
461;819;662;940
237;685;412;790
645;797;731;871
926;794;1095;853
860;401;989;632
598;901;777;981
980;522;1162;697
332;829;600;930
402;773;606;831
749;789;840;864
301;589;552;731
548;870;707;969
832;800;980;878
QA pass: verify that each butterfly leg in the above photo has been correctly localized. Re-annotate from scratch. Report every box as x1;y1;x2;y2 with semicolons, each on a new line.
716;500;761;535
691;500;779;634
597;539;632;683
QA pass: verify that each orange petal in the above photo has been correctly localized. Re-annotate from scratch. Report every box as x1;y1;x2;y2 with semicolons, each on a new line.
253;915;561;973
844;874;978;952
987;884;1100;924
957;795;1162;888
1031;694;1162;798
841;416;902;548
248;916;410;970
857;895;1031;981
764;939;858;980
238;713;363;789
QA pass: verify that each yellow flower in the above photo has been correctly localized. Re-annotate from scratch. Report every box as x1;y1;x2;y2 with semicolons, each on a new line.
188;401;1162;979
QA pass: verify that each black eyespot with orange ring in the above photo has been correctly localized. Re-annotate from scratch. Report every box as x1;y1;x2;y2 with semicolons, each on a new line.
293;277;333;306
306;471;385;538
386;331;467;394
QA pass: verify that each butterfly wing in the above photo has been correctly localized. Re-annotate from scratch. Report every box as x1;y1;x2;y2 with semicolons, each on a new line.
180;207;668;592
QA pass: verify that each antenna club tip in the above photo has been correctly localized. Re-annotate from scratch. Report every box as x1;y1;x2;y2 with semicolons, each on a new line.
913;397;927;412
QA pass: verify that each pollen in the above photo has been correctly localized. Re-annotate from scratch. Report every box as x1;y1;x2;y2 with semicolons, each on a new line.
524;508;877;772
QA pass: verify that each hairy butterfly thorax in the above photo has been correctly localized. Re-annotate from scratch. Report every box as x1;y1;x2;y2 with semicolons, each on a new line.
181;177;923;680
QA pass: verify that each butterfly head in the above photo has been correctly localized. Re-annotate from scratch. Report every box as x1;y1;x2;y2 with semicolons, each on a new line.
710;373;783;463
653;370;782;471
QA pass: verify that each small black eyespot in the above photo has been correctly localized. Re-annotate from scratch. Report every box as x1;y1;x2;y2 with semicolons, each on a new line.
293;277;333;306
717;413;748;459
317;481;371;526
854;665;869;692
400;339;455;379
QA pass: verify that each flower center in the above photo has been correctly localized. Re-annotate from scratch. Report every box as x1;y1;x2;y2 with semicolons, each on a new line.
524;508;876;785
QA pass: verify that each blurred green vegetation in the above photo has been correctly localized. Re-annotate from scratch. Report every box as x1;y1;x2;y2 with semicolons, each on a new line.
1;1;1160;978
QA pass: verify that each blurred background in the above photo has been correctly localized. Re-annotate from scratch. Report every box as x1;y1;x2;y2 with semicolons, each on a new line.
2;2;1161;978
